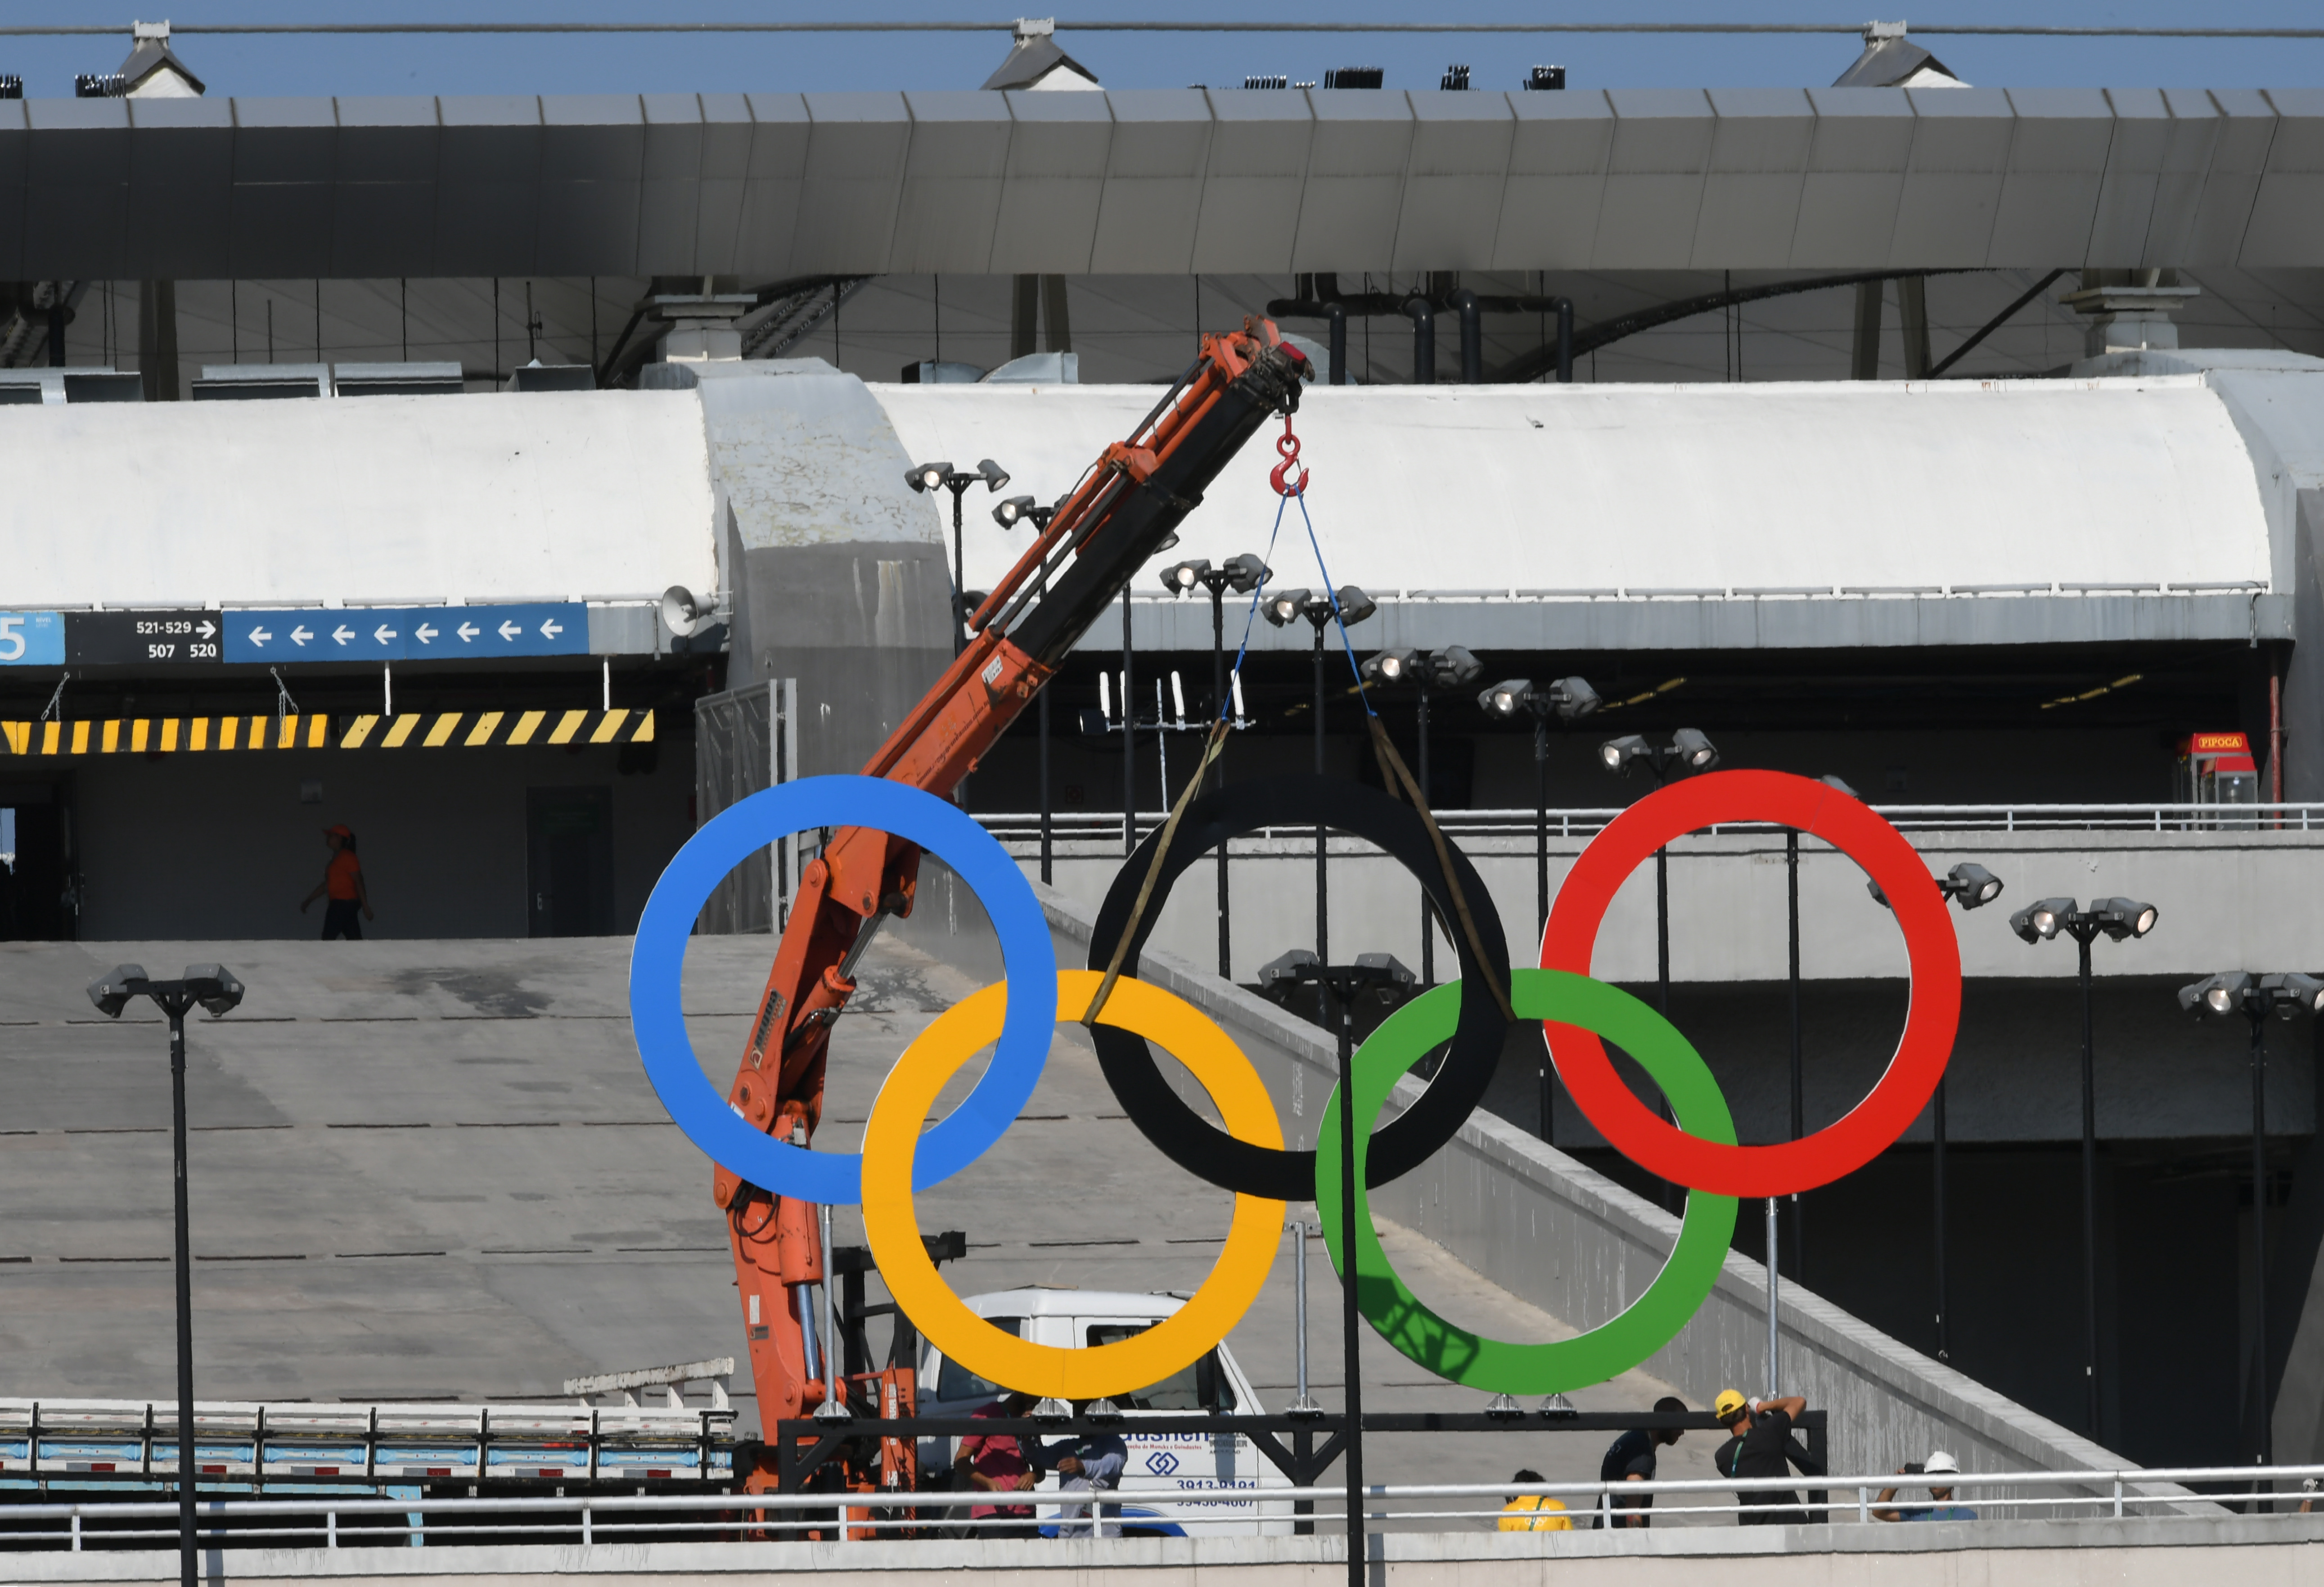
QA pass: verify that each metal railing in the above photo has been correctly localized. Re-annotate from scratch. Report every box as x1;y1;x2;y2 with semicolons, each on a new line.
972;804;2324;845
3;1463;2315;1550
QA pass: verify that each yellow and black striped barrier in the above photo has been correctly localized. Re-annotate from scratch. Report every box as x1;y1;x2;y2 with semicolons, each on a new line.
0;708;655;757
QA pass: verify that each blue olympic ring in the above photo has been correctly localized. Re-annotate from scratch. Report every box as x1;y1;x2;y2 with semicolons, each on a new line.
627;775;1059;1206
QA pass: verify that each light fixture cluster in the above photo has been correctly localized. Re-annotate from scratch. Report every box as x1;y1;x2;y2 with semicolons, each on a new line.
1160;553;1271;596
1262;586;1377;630
2008;896;2158;944
904;459;1010;496
1478;676;1602;723
2179;970;2324;1019
1361;645;1481;692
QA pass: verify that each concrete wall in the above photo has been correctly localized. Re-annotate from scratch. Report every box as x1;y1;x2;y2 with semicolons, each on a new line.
5;1517;2320;1584
47;736;691;940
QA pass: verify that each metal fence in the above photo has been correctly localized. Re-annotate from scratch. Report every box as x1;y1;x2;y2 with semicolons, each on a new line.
970;803;2324;847
4;1463;2315;1551
692;679;801;934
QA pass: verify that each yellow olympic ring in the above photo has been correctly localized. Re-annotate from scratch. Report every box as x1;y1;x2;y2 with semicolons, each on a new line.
860;970;1286;1399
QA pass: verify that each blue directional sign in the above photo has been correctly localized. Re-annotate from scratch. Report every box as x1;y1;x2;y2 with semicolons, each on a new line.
224;603;590;663
0;611;65;666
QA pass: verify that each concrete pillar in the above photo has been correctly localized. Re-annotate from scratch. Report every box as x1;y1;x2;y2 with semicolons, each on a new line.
138;280;179;400
1851;280;1883;380
1040;275;1072;353
1899;276;1932;379
1010;275;1040;359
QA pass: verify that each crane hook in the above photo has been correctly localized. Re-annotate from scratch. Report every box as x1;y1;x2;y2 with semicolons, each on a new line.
1269;417;1308;498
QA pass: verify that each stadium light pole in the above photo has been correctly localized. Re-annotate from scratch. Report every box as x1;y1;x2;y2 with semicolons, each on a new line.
1363;645;1482;984
1164;552;1271;977
2178;969;2324;1472
1598;730;1720;1014
2011;894;2158;1437
85;963;247;1587
907;458;1009;654
1477;676;1600;1145
995;496;1058;879
1869;860;2006;1362
1266;586;1376;969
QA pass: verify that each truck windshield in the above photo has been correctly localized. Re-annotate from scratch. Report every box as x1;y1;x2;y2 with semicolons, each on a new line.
1084;1325;1235;1411
935;1317;1023;1402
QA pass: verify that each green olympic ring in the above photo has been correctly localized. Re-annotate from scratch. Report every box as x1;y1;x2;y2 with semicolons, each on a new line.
1315;969;1739;1394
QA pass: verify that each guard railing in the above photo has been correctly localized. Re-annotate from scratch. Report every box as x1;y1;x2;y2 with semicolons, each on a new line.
0;1463;2315;1549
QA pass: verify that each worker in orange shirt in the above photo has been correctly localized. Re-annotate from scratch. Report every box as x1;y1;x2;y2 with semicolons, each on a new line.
300;825;374;940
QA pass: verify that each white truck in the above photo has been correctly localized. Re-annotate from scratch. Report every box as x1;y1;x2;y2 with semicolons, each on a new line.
914;1288;1296;1537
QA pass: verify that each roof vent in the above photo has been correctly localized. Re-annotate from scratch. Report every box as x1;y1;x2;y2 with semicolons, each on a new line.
1243;74;1288;90
75;73;124;98
118;19;204;98
1440;63;1471;91
1833;22;1967;89
1322;67;1382;89
982;17;1100;91
1525;65;1567;91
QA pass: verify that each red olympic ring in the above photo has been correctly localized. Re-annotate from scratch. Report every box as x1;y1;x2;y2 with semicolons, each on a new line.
1539;769;1962;1198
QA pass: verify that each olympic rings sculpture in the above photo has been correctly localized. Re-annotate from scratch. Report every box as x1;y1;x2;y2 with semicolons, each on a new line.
629;767;1962;1401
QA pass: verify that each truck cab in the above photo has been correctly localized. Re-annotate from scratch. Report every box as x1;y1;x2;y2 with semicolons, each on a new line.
915;1289;1292;1537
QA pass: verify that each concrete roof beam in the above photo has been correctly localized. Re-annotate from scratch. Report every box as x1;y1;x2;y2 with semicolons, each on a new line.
1490;89;1613;271
2243;88;2324;267
228;96;337;280
2139;89;2228;270
637;94;707;276
1693;88;1814;270
27;97;129;280
991;90;1114;277
1992;87;2117;269
1189;89;1311;276
331;96;437;278
125;95;233;280
794;92;909;277
729;95;807;284
2188;89;2278;266
1088;90;1210;275
1294;86;1414;274
435;96;545;278
538;95;644;278
1794;88;1914;268
1596;88;1713;270
1889;86;2013;268
890;91;1013;276
1390;91;1512;275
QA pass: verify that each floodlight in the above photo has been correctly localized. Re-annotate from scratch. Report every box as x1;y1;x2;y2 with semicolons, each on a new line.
1947;862;2004;909
975;458;1010;491
993;494;1037;527
1672;727;1719;770
2179;971;2249;1017
1430;645;1483;690
2274;972;2324;1016
1547;676;1600;721
1352;951;1414;988
86;963;150;1019
659;585;711;637
179;965;245;1017
1600;733;1648;772
1820;774;1861;799
904;460;953;493
1363;648;1420;686
1479;679;1534;718
1264;588;1313;628
2090;897;2158;941
1332;586;1378;626
2010;897;2077;944
1161;558;1213;594
1258;948;1319;992
1224;553;1272;593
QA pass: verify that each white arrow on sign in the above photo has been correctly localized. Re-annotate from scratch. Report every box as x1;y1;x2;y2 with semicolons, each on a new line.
456;622;481;642
498;620;522;641
539;618;564;639
290;625;314;646
246;624;273;646
332;625;355;645
195;620;217;640
414;623;439;644
373;625;397;645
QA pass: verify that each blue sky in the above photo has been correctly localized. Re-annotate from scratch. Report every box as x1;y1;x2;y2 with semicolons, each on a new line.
7;1;2324;99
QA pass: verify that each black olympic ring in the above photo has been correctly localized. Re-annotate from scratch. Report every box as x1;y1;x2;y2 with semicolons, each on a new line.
1088;775;1513;1201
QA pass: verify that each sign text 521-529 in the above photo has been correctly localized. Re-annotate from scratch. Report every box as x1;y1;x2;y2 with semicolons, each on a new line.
66;610;225;665
0;612;64;665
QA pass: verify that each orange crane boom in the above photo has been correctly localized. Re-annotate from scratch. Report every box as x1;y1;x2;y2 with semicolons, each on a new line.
716;321;1311;1491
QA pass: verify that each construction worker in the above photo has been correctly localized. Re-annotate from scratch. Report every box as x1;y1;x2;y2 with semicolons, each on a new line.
1712;1390;1811;1525
299;825;374;940
1497;1469;1572;1531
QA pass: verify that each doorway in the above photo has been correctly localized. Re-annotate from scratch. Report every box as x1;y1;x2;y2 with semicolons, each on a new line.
0;779;77;940
526;786;614;937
